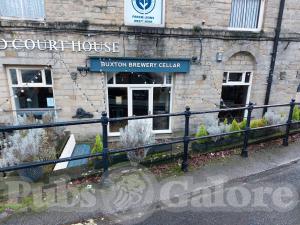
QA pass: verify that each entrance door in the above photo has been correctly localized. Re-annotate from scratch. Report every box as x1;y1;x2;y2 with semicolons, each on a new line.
129;88;152;116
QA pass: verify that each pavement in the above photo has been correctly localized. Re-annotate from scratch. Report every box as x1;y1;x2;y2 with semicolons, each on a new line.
1;138;300;225
121;158;300;225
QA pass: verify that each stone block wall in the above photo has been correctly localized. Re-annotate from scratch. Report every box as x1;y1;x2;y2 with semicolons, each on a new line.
0;0;300;138
43;0;300;34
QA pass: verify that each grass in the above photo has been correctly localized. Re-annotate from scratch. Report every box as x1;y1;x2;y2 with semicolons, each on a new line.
0;196;34;214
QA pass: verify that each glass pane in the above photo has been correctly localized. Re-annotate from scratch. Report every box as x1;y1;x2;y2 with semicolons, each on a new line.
245;72;251;83
219;85;249;122
153;87;171;130
107;73;114;84
116;72;164;84
9;69;18;85
108;88;128;132
166;75;172;84
21;69;42;83
230;0;260;29
13;87;54;109
0;0;23;18
223;72;228;83
22;0;45;19
228;73;243;82
132;90;149;116
45;69;52;85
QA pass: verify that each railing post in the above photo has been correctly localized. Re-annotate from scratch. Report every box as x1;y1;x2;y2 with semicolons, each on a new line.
181;106;191;172
241;102;254;158
283;99;295;146
101;111;109;174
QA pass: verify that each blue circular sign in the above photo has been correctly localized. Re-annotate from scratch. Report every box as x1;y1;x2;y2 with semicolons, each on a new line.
132;0;156;14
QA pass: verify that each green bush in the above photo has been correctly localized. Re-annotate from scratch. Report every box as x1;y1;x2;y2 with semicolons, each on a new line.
250;119;266;129
239;119;247;130
258;118;267;127
292;106;300;121
92;134;103;159
223;118;228;125
195;125;209;144
250;119;259;129
230;119;241;136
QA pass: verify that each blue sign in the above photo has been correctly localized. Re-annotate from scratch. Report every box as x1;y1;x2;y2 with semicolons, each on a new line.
89;57;190;73
132;0;156;14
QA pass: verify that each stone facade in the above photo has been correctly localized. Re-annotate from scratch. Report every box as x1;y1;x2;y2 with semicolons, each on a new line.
0;0;299;139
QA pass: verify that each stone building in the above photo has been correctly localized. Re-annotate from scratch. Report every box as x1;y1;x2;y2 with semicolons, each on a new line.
0;0;299;139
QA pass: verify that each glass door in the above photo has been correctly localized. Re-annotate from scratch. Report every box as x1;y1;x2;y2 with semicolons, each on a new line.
129;88;152;116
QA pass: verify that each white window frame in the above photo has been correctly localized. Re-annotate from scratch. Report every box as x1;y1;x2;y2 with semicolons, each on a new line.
228;0;265;32
6;66;56;120
106;73;173;136
0;0;45;21
222;71;253;117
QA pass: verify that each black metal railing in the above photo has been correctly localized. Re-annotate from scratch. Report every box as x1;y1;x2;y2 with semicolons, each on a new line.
0;99;299;175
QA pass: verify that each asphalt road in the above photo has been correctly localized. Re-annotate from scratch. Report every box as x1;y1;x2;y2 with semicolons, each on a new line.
3;161;300;225
112;162;300;225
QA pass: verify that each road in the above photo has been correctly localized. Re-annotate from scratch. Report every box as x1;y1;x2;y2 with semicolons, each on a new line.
3;160;300;225
108;162;300;225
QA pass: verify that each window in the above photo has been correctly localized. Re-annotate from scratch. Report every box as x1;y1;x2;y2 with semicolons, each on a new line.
223;72;252;84
229;0;264;31
219;71;253;121
8;67;55;119
107;72;172;135
0;0;45;20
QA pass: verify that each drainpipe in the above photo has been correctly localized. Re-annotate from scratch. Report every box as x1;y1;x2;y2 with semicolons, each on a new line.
263;0;286;114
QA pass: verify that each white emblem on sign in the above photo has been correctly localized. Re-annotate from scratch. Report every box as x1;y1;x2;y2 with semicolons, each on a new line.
132;0;156;14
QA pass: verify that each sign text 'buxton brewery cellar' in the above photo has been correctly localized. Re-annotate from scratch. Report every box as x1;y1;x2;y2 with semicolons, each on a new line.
0;39;120;53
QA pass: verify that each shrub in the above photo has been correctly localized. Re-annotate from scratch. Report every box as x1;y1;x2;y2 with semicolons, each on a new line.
250;119;259;129
195;125;209;144
202;115;230;142
223;118;228;125
292;106;300;121
91;134;103;159
230;119;241;137
258;118;267;127
120;119;155;165
0;113;65;168
264;111;287;125
239;119;247;130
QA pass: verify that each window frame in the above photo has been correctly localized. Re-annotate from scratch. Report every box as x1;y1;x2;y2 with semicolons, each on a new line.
228;0;265;32
106;73;173;136
223;71;253;86
222;71;253;118
0;0;46;21
6;66;56;119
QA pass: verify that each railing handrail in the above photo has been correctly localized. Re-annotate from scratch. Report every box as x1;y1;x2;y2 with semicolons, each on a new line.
1;101;299;132
0;99;299;174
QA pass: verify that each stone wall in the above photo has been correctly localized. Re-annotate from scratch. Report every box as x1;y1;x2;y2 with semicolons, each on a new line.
0;0;300;139
43;0;300;33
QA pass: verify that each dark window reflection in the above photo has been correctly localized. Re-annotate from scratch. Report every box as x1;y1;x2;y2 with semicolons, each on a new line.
10;69;18;84
228;73;243;82
132;90;149;116
218;85;249;122
21;70;42;83
45;69;52;85
116;72;164;84
13;87;54;109
107;73;114;84
245;72;251;83
153;87;171;130
108;87;128;132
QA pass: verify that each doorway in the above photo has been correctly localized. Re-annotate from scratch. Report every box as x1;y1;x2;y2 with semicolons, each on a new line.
129;88;152;116
107;72;172;135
